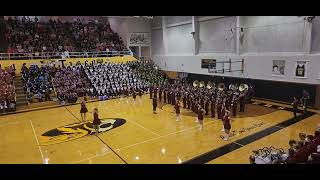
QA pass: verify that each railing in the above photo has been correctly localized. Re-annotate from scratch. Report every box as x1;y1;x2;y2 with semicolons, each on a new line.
0;50;134;60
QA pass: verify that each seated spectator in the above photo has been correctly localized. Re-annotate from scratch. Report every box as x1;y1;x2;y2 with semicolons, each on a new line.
84;61;148;99
21;64;53;103
52;65;89;104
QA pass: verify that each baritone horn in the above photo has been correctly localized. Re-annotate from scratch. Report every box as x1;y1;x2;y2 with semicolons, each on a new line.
207;81;213;89
218;83;225;91
193;80;199;87
199;81;205;88
239;83;249;92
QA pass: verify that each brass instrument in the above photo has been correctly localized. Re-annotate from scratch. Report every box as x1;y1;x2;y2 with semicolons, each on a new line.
218;83;225;91
193;80;199;87
199;81;205;88
239;83;249;92
229;84;236;91
206;81;213;89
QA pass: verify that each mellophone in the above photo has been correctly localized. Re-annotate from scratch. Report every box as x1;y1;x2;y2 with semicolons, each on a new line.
192;80;253;98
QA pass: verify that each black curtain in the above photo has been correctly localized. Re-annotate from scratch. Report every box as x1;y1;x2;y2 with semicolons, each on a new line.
187;73;316;105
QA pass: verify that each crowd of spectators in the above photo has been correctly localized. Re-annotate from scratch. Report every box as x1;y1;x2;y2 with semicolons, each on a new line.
128;61;168;86
21;64;54;103
52;65;88;104
250;127;320;164
0;66;16;112
70;18;125;52
84;62;148;99
3;16;125;56
5;16;74;56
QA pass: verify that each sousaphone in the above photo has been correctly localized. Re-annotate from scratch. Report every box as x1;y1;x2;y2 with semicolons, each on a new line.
218;83;225;91
229;84;236;91
239;83;249;92
199;81;205;88
193;80;199;87
206;81;214;89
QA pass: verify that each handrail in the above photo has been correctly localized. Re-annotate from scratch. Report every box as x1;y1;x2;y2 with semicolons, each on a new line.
0;50;134;60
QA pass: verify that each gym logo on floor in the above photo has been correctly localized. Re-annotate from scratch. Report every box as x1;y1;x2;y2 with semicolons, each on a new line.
40;118;126;146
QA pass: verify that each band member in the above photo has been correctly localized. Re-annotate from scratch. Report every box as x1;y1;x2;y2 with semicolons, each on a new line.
220;104;226;121
172;92;176;105
153;87;158;99
149;86;153;99
167;90;171;104
239;93;245;112
217;99;223;119
159;88;162;102
222;111;231;141
198;108;205;130
175;99;181;121
204;98;209;116
163;88;167;103
132;88;137;102
92;108;101;135
210;99;215;118
301;90;310;113
231;95;238;117
152;96;157;114
292;96;299;118
80;97;88;122
187;94;191;109
138;88;143;100
194;103;200;122
182;93;187;109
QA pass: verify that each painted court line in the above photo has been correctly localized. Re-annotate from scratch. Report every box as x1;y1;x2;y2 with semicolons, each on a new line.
107;104;162;137
233;142;244;147
29;120;45;164
72;120;216;164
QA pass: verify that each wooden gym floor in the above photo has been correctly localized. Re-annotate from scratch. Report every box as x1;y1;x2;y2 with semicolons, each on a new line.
0;94;318;164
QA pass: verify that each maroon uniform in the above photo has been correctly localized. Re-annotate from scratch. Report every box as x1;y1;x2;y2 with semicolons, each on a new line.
159;89;162;102
175;103;180;114
239;94;245;112
132;90;137;99
80;101;88;113
220;107;226;120
138;89;142;97
152;97;157;111
198;109;204;121
217;103;222;119
163;90;167;103
231;97;238;117
182;94;186;108
149;87;153;99
223;114;231;130
93;112;101;125
204;100;209;115
210;101;215;118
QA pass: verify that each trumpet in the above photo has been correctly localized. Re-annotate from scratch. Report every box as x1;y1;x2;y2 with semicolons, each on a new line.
206;81;214;89
193;80;199;87
218;83;225;91
199;81;205;88
239;83;249;92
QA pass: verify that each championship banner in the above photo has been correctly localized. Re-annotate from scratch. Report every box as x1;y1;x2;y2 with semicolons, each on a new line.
129;32;150;45
272;60;285;76
294;60;308;78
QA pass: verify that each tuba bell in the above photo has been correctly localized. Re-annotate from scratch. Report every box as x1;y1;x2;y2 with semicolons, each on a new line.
218;83;225;91
193;80;199;87
229;84;236;91
199;81;205;88
207;81;213;89
239;83;249;92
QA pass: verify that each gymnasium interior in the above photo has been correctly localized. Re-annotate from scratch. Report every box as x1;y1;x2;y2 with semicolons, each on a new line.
0;16;319;164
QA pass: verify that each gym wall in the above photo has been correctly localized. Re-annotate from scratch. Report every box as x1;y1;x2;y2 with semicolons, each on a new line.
151;16;320;85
